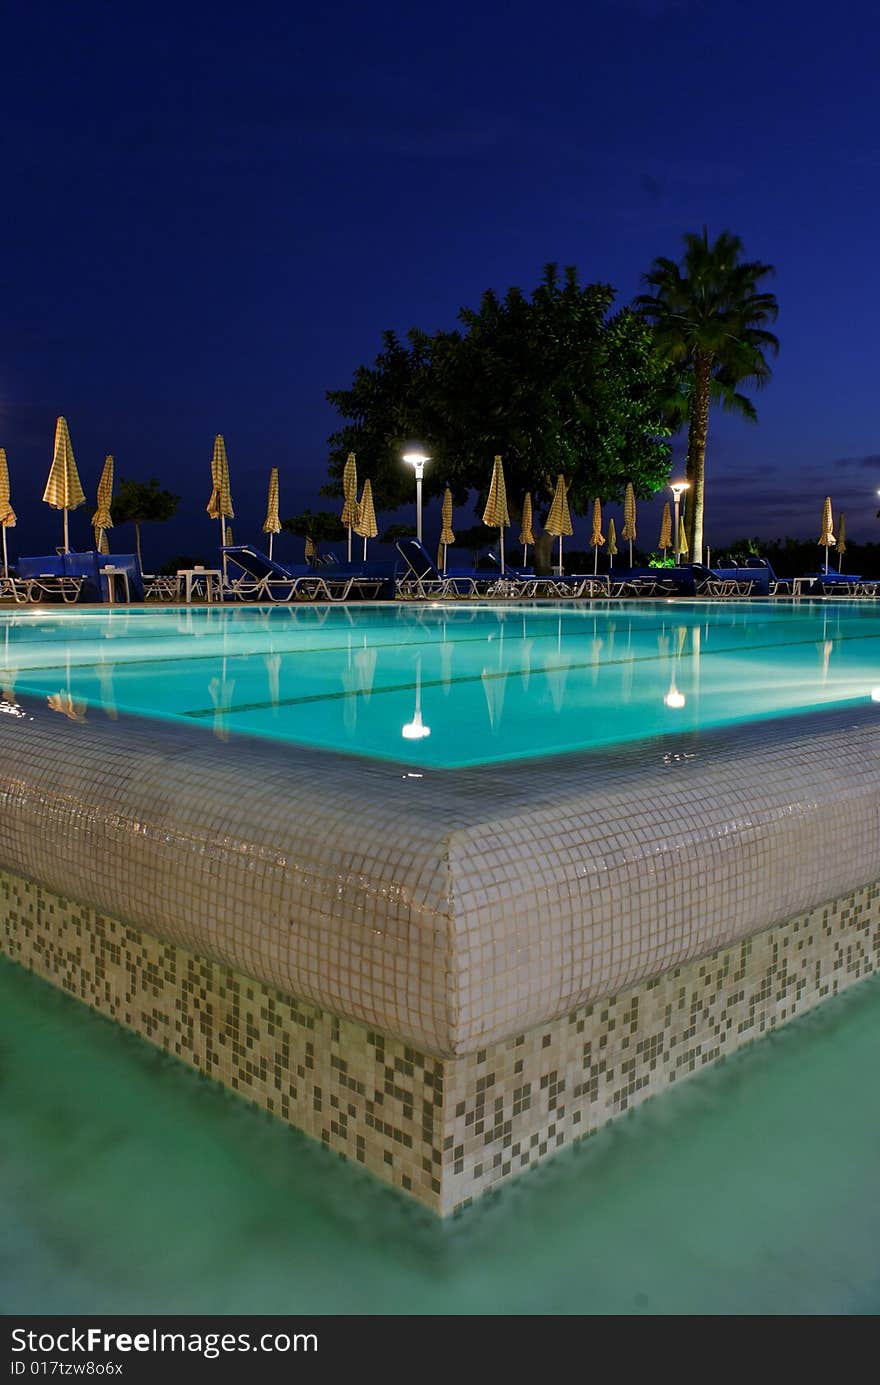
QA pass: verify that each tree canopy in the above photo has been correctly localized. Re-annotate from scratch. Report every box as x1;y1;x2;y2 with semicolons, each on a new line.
325;265;672;524
111;477;180;568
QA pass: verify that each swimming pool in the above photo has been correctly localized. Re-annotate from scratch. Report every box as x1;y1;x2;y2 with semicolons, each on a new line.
2;597;880;1213
2;600;879;766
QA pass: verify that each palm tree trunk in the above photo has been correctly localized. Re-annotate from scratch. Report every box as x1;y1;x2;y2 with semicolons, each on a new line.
685;352;712;563
134;522;143;571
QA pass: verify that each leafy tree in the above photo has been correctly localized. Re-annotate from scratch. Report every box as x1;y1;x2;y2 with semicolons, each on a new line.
379;523;416;544
160;553;206;576
281;509;345;561
111;478;180;570
324;265;672;539
636;229;779;561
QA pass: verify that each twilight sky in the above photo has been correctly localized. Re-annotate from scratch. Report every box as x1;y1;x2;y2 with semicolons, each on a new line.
3;0;880;563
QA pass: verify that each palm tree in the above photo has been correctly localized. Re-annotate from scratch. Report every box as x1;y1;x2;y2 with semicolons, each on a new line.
636;229;779;561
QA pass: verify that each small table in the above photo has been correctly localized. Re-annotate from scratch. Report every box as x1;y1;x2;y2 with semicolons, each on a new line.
102;566;131;604
177;568;223;603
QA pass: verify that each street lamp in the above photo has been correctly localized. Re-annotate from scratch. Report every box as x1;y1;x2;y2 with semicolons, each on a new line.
669;480;690;566
402;445;430;544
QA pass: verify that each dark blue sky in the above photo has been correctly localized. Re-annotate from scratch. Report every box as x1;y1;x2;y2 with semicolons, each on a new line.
3;0;879;563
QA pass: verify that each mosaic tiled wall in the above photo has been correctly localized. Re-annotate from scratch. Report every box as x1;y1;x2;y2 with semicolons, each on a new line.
4;866;879;1214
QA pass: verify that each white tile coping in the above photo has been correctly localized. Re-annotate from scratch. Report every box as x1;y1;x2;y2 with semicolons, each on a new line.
1;695;879;1056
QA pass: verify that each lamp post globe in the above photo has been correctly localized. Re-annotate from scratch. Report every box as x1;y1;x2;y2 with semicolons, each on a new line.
669;479;690;567
402;445;430;543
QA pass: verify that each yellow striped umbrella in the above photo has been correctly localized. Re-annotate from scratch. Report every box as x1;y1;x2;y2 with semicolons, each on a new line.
262;467;281;559
341;452;359;561
659;502;672;555
544;474;573;575
590;497;604;574
607;516;618;568
304;535;317;564
837;511;847;571
207;434;234;552
92;453;114;555
43;417;85;553
519;491;535;566
439;486;455;574
482;455;510;573
818;495;835;573
0;448;16;578
354;477;378;559
622;482;637;566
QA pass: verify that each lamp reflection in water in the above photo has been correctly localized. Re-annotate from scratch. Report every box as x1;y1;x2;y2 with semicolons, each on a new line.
402;654;431;741
481;618;506;732
663;624;688;709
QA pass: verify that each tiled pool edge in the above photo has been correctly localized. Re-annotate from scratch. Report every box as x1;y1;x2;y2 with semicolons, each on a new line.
3;701;880;1060
4;866;879;1215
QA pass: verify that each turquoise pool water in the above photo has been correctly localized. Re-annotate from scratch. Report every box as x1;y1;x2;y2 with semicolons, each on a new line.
2;954;879;1315
2;601;880;767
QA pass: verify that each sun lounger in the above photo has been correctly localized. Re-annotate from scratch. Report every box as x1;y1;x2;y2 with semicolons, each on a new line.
745;557;797;596
395;538;545;598
222;545;392;601
0;574;31;603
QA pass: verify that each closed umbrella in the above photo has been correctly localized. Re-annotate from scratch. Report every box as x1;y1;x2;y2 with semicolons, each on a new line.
545;474;573;575
482;455;510;574
92;454;114;556
658;502;672;559
818;496;835;574
837;511;846;572
622;482;637;567
263;468;281;560
0;448;16;578
341;452;359;562
43;417;85;554
519;492;535;567
590;498;605;575
678;514;689;558
439;486;455;575
304;535;317;564
607;516;618;570
354;477;378;560
206;434;234;563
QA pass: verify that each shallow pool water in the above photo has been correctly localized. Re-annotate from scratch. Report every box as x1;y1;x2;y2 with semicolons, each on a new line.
2;601;880;767
2;956;879;1315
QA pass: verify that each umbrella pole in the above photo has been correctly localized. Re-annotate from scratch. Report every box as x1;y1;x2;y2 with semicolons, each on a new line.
1;525;7;578
268;534;274;561
629;540;633;567
500;528;505;576
363;535;368;561
443;543;447;577
348;528;352;562
558;536;563;576
523;544;527;567
594;547;598;575
63;508;69;555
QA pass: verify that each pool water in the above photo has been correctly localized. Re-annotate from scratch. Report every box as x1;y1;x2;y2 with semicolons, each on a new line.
2;601;880;767
2;954;879;1314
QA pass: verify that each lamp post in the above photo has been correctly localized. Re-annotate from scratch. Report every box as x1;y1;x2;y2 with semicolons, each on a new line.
403;446;430;544
669;479;690;566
